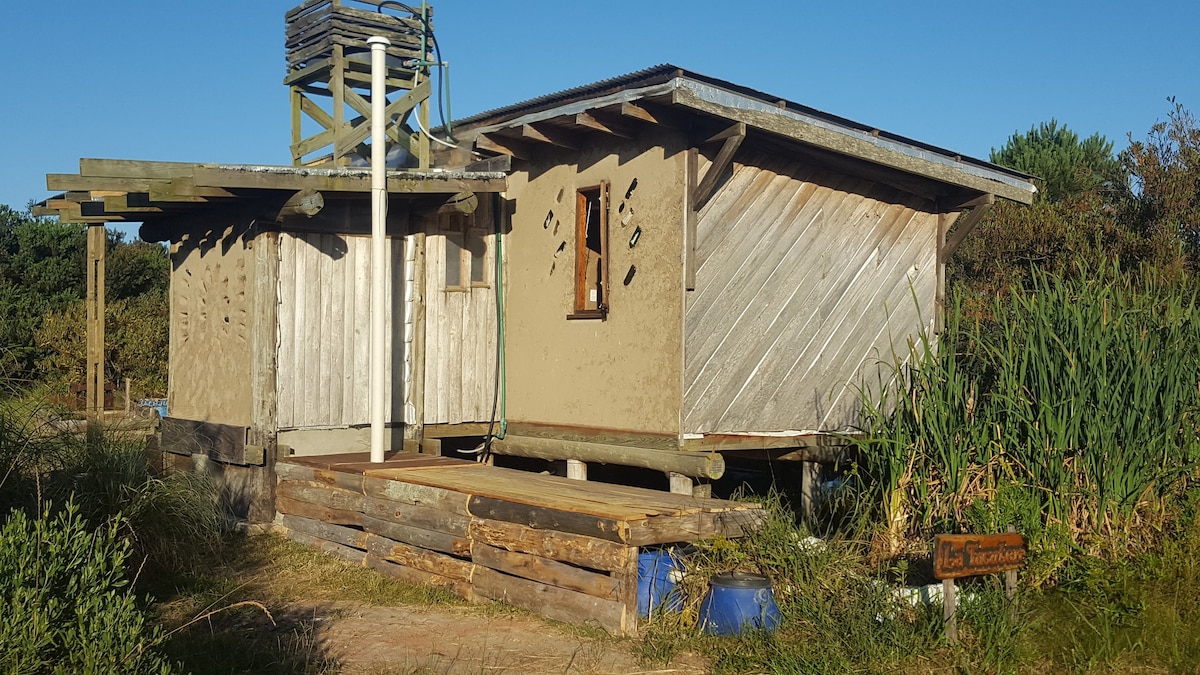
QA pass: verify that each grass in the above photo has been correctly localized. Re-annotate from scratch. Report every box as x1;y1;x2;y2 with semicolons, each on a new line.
152;534;467;675
635;491;1200;674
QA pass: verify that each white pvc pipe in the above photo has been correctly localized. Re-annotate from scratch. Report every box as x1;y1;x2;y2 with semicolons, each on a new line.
367;35;390;463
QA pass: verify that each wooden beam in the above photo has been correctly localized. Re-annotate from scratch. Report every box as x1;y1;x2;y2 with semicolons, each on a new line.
489;435;725;479
300;93;336;130
705;122;747;144
465;155;511;173
520;123;580;150
692;123;746;210
273;189;325;221
79;158;204;179
475;133;530;160
574;112;634;139
940;202;992;261
333;78;430;154
190;166;507;194
148;178;235;202
619;101;659;124
939;192;994;212
48;174;159;193
672;88;1036;204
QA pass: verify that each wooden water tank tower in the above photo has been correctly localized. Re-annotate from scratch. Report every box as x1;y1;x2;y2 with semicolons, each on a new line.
284;0;435;168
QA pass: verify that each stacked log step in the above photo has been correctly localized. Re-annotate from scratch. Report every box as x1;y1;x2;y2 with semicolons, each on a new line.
273;453;765;635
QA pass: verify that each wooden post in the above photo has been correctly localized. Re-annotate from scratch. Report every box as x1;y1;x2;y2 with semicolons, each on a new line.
332;43;346;165
800;460;820;521
421;437;442;456
566;459;587;481
249;228;280;521
943;577;957;644
85;224;106;423
124;377;131;413
405;231;427;446
668;472;693;495
1005;524;1019;620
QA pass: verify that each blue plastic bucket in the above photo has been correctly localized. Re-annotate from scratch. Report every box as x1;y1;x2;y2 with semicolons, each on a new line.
698;572;782;635
637;548;684;617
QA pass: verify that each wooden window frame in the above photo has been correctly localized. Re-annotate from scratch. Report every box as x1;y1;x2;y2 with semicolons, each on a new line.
568;181;610;320
442;220;490;293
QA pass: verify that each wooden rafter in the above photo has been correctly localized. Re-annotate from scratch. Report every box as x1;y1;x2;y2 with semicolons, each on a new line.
574;112;634;139
476;133;530;160
521;123;580;150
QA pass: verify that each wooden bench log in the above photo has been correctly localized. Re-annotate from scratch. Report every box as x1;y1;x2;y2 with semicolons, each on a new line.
471;541;621;601
468;518;633;572
363;533;473;582
362;554;474;601
472;567;631;636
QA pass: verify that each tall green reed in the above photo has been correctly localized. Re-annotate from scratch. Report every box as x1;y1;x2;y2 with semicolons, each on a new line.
857;264;1200;561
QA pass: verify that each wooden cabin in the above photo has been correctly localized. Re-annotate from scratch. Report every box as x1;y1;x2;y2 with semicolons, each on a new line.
427;65;1036;493
38;65;1035;519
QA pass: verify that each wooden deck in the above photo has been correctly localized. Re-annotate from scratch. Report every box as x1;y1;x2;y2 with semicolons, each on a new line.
273;452;765;635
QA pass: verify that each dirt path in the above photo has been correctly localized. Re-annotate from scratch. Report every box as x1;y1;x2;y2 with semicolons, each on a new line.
299;601;707;674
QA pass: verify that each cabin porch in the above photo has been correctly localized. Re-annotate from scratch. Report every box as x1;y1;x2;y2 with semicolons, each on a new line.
272;451;765;636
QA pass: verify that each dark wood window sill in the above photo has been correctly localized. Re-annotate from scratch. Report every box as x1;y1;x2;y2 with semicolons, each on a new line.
566;309;607;321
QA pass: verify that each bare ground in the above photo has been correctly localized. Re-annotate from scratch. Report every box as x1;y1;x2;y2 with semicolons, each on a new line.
296;600;707;675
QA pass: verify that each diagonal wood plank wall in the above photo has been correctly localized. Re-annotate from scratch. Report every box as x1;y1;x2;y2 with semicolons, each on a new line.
684;153;939;434
277;232;408;428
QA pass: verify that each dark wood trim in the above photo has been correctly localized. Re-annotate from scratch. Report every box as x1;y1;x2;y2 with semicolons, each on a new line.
161;417;252;465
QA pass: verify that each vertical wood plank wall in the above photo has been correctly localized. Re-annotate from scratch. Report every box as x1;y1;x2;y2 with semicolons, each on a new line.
683;153;939;433
422;197;498;425
277;232;408;428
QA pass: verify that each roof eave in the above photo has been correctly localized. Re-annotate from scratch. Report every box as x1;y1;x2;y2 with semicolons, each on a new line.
455;74;1036;205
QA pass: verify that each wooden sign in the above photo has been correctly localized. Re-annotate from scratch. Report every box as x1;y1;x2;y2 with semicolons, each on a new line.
934;533;1026;579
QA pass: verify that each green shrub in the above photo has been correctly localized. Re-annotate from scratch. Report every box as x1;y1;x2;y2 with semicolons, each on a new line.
0;501;177;674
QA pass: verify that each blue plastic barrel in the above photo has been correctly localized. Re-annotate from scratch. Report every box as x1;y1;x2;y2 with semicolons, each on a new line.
637;548;684;617
698;572;782;635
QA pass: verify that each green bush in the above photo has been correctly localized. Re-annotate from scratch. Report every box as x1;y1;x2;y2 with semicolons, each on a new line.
0;502;177;674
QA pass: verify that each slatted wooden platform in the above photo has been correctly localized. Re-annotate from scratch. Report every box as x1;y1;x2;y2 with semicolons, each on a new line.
273;452;764;635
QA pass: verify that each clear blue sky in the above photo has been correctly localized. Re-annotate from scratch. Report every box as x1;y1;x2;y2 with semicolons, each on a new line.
2;0;1196;223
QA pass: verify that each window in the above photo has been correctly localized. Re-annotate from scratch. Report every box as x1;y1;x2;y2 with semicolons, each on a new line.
571;182;609;318
443;220;489;290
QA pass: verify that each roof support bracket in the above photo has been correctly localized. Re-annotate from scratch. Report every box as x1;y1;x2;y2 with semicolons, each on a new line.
691;122;746;210
940;200;994;261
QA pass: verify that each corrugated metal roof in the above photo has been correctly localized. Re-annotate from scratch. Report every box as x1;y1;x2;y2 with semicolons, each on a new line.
449;64;1036;190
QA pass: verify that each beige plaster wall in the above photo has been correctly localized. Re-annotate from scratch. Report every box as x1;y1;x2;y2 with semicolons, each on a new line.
503;133;687;435
168;219;256;426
